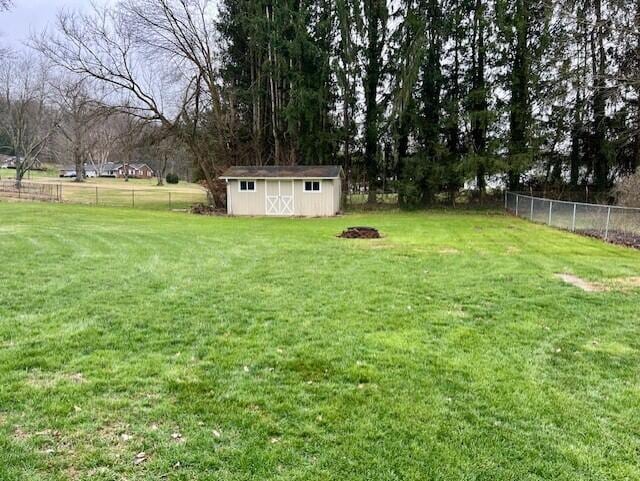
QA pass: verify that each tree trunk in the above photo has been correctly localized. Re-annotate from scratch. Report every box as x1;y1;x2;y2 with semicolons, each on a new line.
592;0;608;191
14;155;24;188
363;0;385;204
420;41;441;205
570;93;581;187
266;4;281;164
471;0;488;200
508;0;530;191
73;144;84;183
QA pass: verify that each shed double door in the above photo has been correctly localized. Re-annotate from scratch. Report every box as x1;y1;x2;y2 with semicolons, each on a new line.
265;180;294;216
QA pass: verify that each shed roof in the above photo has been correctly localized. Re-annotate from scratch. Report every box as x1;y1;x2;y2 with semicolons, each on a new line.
220;165;342;179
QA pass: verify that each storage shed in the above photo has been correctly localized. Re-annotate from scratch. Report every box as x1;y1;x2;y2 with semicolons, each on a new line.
220;165;343;216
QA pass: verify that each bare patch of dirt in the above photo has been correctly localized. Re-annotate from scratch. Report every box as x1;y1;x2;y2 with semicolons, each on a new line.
438;247;460;255
557;273;640;292
25;371;86;389
555;273;607;292
506;246;521;255
605;276;640;291
13;426;29;440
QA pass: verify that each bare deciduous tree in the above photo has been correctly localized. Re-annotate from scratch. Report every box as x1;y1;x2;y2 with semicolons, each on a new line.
85;113;130;176
50;77;106;182
34;0;236;205
0;0;13;58
147;133;183;186
0;56;58;187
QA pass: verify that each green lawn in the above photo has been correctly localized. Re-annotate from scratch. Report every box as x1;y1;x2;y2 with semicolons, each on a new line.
1;202;639;481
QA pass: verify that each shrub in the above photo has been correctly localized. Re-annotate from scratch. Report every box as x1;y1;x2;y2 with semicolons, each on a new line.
166;173;179;184
614;172;640;207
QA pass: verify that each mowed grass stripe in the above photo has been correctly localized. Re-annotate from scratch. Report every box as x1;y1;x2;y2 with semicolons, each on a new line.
0;202;639;480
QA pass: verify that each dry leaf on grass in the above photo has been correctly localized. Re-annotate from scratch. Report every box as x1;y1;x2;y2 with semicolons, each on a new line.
134;452;147;465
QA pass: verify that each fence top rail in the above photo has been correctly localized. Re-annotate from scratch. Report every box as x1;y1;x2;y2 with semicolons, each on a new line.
0;179;206;194
507;191;640;213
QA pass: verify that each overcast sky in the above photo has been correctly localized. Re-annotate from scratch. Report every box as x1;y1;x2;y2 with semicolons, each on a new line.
1;0;113;50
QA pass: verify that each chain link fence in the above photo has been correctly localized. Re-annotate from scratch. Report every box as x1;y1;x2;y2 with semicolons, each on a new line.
0;180;208;210
505;191;640;246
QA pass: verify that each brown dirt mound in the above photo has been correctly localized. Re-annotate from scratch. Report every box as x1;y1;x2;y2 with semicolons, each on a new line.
338;226;382;239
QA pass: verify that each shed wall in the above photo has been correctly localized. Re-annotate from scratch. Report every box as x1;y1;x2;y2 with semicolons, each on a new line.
293;179;336;216
226;179;267;215
226;178;341;216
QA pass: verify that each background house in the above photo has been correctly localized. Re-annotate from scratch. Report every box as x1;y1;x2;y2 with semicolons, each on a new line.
119;163;154;179
95;162;155;179
59;165;98;178
99;162;154;179
1;155;43;170
221;165;343;216
0;155;15;169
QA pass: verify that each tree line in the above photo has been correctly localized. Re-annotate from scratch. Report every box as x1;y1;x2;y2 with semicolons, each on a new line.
1;0;639;205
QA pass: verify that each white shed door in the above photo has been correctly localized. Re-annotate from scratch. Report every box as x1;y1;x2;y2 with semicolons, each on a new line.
265;180;294;216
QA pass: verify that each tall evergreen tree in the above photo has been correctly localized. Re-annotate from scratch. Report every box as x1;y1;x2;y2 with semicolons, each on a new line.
361;0;388;202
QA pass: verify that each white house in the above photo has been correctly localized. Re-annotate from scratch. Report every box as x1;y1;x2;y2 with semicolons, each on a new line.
59;165;98;178
220;165;343;217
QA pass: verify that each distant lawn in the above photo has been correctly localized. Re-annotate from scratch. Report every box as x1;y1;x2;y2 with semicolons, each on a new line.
1;203;639;480
0;170;207;209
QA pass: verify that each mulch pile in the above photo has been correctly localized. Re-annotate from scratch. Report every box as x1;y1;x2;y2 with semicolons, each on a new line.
338;226;382;239
580;229;640;249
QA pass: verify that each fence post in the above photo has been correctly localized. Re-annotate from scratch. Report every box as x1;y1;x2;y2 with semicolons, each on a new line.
530;197;534;221
168;191;172;210
572;203;577;232
605;206;611;240
96;186;99;205
548;201;553;226
504;191;508;210
515;194;519;216
132;189;135;208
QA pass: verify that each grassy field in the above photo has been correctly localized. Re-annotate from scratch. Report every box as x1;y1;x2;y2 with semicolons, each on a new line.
0;170;208;210
1;203;639;480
